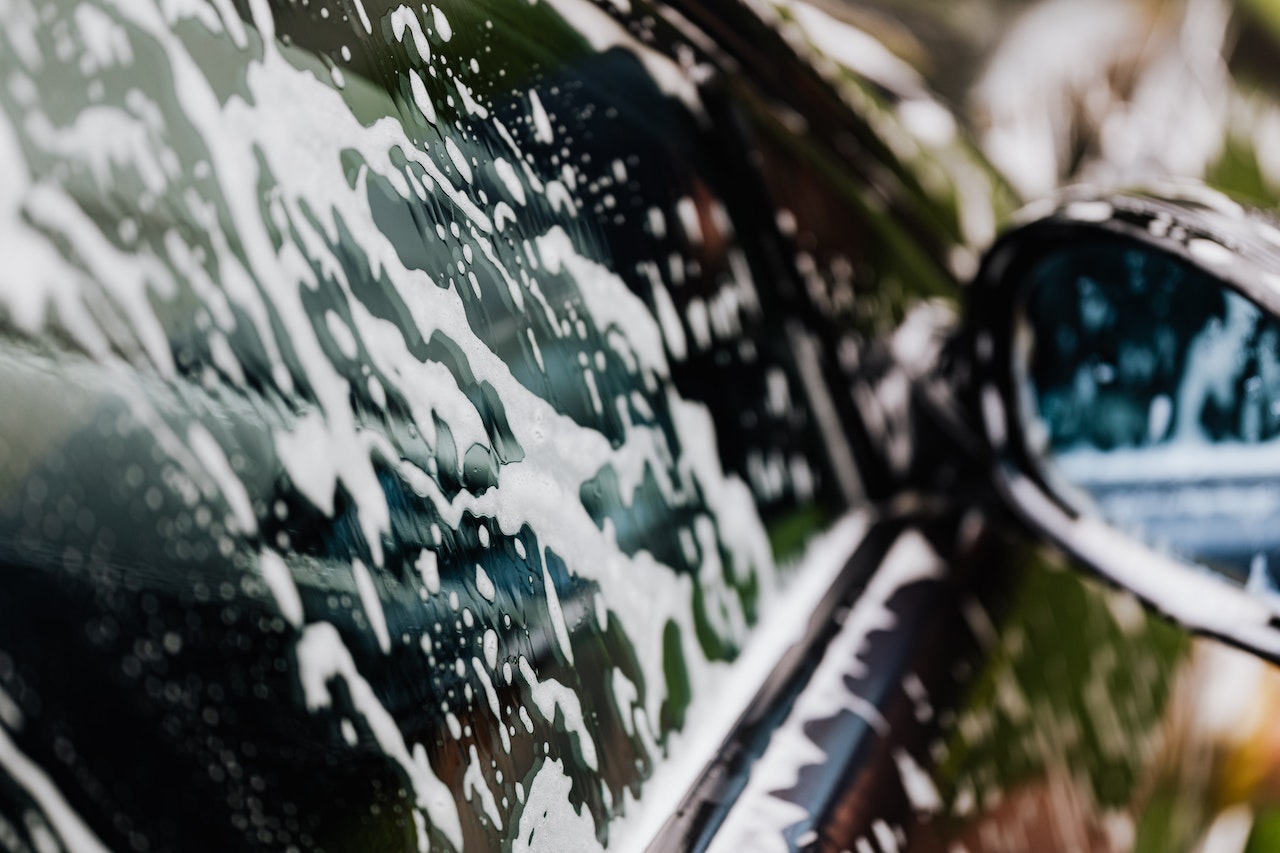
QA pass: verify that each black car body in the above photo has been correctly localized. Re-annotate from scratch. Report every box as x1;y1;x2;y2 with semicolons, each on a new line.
2;0;1278;851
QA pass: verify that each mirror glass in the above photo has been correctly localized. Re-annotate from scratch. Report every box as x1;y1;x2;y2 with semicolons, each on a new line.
1016;242;1280;590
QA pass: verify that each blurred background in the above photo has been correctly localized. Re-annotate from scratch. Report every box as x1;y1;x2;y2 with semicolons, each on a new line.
817;0;1280;203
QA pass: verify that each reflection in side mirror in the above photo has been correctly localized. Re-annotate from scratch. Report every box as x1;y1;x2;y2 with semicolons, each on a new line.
968;189;1280;662
1017;242;1280;586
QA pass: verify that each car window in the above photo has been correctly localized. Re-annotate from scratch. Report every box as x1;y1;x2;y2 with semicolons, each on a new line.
0;1;974;850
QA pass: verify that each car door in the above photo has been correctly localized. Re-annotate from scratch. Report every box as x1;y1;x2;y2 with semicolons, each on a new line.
0;0;1008;850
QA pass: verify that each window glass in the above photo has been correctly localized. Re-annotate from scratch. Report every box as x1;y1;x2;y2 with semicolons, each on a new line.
0;1;885;850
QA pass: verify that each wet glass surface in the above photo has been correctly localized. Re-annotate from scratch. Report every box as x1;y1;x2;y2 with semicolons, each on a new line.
1018;242;1280;583
0;0;983;849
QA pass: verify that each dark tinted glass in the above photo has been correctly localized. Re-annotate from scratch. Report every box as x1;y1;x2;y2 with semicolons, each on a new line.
0;0;949;849
1018;242;1280;584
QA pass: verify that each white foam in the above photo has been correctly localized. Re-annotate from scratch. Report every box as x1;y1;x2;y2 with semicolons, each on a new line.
519;657;598;772
0;6;846;847
476;564;496;602
445;137;473;184
295;623;463;849
259;550;304;627
430;5;452;42
512;759;600;853
462;743;503;828
529;90;554;144
353;559;392;654
188;423;257;534
409;68;438;125
391;5;431;63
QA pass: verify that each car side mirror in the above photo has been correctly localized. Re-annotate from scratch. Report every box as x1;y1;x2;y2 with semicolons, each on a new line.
968;188;1280;661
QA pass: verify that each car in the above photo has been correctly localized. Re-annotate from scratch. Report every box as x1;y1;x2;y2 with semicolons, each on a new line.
3;0;1280;851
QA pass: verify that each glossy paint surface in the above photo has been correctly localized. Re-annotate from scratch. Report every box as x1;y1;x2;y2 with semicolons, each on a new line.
0;0;999;850
12;0;1280;851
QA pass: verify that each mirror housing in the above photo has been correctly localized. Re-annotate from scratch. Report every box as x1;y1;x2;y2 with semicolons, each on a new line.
968;187;1280;661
